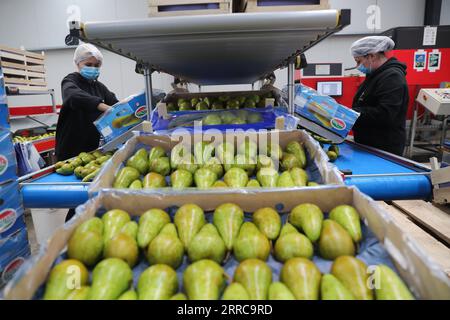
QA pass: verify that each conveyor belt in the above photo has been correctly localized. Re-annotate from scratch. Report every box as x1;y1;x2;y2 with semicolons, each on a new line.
20;173;89;209
334;142;432;201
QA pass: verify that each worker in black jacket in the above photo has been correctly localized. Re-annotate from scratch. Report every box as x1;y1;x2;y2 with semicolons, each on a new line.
350;36;409;156
56;43;118;161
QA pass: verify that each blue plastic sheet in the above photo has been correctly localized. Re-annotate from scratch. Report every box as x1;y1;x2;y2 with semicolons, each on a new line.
31;207;398;299
151;107;278;132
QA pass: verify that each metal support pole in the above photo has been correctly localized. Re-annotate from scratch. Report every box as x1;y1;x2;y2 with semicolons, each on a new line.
143;66;153;122
440;116;448;149
287;61;295;115
408;102;419;158
49;90;56;113
198;85;202;92
251;83;255;91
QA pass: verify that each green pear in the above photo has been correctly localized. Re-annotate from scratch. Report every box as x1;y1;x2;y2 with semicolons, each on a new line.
75;217;103;234
373;265;414;300
67;230;103;267
253;207;281;240
289;167;308;187
274;228;313;262
194;141;215;164
230;117;246;125
121;221;138;240
213;203;244;250
256;155;275;171
268;282;295;300
178;155;199;175
129;179;143;189
222;152;236;172
65;286;91;300
321;274;355;300
196;101;209;111
331;256;374;300
216;142;235;163
233;222;271;262
170;144;189;170
319;220;355;260
149;156;171;176
170;169;193;189
203;157;224;178
281;153;301;171
147;223;184;269
285;141;306;168
256;168;279;187
329;205;362;243
43;260;89;300
220;111;236;124
203;114;222;125
102;209;131;245
234;259;272;300
174;203;206;249
237;139;258;159
280;257;321;300
247;112;263;123
194;168;218;189
279;223;299;237
267;143;283;161
213;180;228;188
138;264;178;300
246;179;261;187
183;260;226;300
143;172;167;188
222;283;250;300
118;290;138;300
126;148;149;175
89;258;133;300
308;182;320;186
232;154;256;176
224;167;248;188
277;171;296;187
289;203;323;242
187;224;226;264
149;146;166;164
170;293;188;300
137;208;171;249
104;233;139;268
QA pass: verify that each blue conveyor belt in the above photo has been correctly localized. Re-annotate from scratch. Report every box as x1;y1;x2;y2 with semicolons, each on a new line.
20;173;89;208
333;142;432;200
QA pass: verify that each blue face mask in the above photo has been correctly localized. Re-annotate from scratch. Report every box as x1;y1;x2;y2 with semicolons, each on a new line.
80;66;100;80
357;63;371;74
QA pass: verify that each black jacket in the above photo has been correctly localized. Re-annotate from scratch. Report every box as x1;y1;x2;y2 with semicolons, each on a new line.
56;72;118;160
352;57;409;156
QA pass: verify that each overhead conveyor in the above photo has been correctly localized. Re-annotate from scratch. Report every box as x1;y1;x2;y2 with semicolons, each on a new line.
67;9;351;115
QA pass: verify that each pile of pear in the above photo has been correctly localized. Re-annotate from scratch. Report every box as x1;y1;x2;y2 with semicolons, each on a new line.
42;203;414;300
113;139;321;189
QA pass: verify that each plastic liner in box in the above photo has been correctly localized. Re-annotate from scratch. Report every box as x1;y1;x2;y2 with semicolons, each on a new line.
151;107;278;132
4;186;450;299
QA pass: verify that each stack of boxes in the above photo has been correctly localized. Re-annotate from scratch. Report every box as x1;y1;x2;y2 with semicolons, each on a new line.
0;65;30;288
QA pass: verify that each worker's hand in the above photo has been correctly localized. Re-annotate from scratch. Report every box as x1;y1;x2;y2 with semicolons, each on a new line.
97;102;111;112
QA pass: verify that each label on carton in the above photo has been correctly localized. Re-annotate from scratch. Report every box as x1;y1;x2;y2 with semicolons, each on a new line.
2;257;25;283
0;209;17;234
0;154;8;176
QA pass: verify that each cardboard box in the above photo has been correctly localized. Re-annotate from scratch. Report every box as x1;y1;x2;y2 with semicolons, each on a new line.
294;85;360;142
0;227;30;289
0;129;18;183
89;129;343;193
3;186;450;299
0;181;25;240
148;0;232;17
94;92;148;144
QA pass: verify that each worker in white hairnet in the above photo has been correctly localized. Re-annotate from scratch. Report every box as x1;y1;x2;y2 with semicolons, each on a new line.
350;36;408;156
55;43;118;221
56;43;118;161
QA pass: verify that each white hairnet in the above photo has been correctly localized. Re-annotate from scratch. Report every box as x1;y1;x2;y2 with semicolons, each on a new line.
73;43;103;65
350;36;395;57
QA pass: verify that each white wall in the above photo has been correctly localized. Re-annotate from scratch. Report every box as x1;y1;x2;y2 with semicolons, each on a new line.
441;0;450;25
0;0;432;131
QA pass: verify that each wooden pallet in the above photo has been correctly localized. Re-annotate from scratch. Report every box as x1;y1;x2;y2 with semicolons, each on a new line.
0;45;47;93
239;0;329;12
148;0;232;17
378;201;450;277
